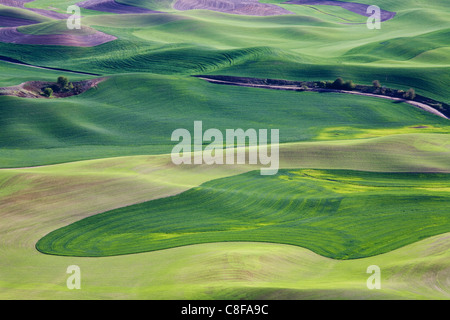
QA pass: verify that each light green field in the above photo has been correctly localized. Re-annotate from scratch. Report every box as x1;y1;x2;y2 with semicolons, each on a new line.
0;0;449;300
0;138;449;299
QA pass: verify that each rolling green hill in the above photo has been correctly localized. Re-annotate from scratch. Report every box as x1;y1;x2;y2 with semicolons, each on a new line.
0;0;448;99
1;73;449;168
36;169;450;258
0;0;448;300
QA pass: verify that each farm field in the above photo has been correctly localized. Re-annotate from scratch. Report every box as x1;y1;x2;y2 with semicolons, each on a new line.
0;0;449;301
36;169;450;259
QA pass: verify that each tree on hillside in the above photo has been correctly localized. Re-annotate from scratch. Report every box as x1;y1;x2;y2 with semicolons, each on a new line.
317;81;327;88
57;76;75;93
372;80;381;88
43;87;53;98
57;76;69;89
343;80;356;90
403;88;416;100
332;78;345;89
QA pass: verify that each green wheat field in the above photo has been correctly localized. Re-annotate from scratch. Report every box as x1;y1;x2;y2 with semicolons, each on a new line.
0;0;449;300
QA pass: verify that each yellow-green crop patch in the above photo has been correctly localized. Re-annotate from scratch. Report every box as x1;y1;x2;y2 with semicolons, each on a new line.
315;125;450;140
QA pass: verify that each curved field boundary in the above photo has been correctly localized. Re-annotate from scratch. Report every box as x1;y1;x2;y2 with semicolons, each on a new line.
173;0;295;16
0;26;117;46
302;4;354;22
0;15;39;27
35;169;450;259
0;0;70;19
195;75;449;119
335;90;449;119
283;0;396;22
1;134;449;298
77;0;164;14
0;55;102;75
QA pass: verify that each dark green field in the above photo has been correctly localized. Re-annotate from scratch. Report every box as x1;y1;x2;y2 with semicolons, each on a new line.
36;169;450;259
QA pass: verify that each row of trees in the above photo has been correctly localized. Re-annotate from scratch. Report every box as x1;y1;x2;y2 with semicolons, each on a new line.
312;77;416;100
315;78;356;90
372;79;416;100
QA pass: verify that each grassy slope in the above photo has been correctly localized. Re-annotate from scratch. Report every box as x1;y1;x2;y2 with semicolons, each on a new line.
1;73;449;168
0;60;94;87
1;237;450;300
0;137;449;298
0;1;450;167
1;134;448;261
0;0;448;100
35;169;450;259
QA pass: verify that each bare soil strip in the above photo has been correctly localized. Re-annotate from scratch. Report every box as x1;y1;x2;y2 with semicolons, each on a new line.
0;26;117;46
283;0;396;22
0;77;107;98
328;90;449;119
173;0;295;16
195;75;449;119
77;0;164;14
